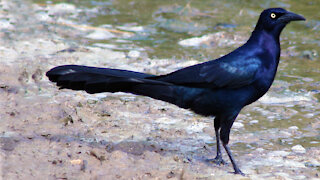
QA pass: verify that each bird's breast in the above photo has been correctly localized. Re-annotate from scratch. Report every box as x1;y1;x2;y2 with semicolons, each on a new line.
249;66;278;102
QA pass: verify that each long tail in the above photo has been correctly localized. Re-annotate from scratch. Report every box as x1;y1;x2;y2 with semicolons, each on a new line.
46;65;178;104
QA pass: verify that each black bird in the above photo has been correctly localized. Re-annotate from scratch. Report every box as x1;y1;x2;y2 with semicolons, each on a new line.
46;8;305;175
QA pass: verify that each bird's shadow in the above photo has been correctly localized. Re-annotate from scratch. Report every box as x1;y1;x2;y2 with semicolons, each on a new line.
1;132;221;163
0;132;249;177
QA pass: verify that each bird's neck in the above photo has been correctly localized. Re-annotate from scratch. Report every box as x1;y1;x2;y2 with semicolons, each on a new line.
248;30;281;64
250;30;280;45
249;30;281;55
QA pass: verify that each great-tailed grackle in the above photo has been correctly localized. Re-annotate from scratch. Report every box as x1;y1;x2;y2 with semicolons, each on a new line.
46;8;305;175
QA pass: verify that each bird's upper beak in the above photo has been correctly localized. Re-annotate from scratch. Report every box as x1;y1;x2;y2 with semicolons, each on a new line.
279;11;306;23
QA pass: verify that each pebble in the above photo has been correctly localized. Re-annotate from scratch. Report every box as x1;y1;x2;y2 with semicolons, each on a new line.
233;122;244;128
49;3;76;15
304;113;314;118
249;120;259;124
305;160;320;168
85;30;116;40
255;148;264;152
280;131;292;137
117;25;145;32
93;43;118;49
0;19;14;30
275;172;290;178
302;77;313;82
291;144;306;153
294;175;307;180
178;34;211;47
268;150;290;157
288;126;299;130
128;50;141;58
310;141;319;144
301;50;318;60
267;115;275;119
284;160;305;168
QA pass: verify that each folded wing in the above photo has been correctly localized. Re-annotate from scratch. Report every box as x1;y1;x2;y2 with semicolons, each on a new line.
150;56;261;89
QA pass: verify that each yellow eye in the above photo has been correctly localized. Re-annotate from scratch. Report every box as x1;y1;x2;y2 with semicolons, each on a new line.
270;13;276;19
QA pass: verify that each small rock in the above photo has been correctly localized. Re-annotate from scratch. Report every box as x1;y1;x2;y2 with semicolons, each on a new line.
85;30;116;40
0;19;14;30
49;3;76;15
36;11;52;22
310;141;319;144
173;155;180;162
167;171;175;179
284;160;305;168
93;43;118;49
267;115;275;119
268;150;290;157
128;50;141;58
256;148;264;152
301;50;318;60
304;113;314;118
249;120;259;124
1;137;17;151
302;77;313;82
305;161;320;168
178;34;212;47
295;175;306;180
70;159;82;165
233;122;244;128
291;144;306;154
178;32;245;47
288;126;299;130
183;158;191;163
117;25;144;32
275;172;290;178
280;131;292;137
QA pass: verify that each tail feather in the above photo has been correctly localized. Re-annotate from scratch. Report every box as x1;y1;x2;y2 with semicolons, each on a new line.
47;65;154;82
46;65;178;104
85;77;143;93
58;72;108;90
131;84;177;105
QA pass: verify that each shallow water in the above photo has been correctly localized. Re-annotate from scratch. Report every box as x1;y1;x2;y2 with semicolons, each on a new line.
34;0;320;59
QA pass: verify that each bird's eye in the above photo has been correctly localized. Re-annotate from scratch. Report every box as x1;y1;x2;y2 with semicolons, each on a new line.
270;13;276;19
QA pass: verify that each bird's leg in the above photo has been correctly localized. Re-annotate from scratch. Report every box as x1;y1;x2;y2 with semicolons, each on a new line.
211;128;226;165
223;143;244;176
220;112;245;175
207;117;226;165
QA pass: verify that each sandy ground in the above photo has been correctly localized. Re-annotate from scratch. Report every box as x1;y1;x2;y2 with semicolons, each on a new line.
0;1;319;179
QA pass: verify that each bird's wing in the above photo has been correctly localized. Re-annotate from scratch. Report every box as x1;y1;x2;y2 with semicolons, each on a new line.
201;57;261;88
151;56;262;89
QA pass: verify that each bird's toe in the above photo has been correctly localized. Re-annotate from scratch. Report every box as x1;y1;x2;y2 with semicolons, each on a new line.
234;169;245;176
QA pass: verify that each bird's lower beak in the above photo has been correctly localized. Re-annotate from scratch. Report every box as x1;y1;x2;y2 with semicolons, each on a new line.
279;11;306;23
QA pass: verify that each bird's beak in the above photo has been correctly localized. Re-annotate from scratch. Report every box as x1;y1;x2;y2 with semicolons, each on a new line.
279;11;306;23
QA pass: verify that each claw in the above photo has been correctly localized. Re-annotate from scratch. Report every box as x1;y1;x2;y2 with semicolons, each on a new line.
234;169;245;176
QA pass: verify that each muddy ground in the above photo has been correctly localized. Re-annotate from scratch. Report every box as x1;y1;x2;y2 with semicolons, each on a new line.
0;1;319;179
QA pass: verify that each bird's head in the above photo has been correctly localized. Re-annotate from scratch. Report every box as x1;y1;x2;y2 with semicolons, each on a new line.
254;8;305;36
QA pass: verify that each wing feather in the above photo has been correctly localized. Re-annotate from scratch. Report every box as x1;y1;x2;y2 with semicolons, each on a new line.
151;56;261;89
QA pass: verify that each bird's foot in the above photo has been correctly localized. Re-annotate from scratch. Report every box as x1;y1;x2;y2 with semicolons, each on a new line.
206;156;227;166
234;169;245;176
